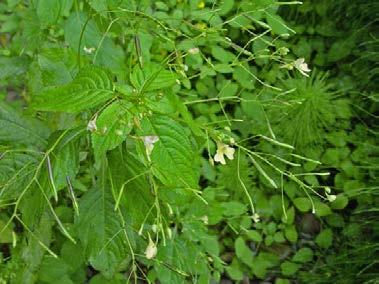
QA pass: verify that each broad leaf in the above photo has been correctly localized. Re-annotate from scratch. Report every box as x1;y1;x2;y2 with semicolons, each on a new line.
32;66;114;113
37;0;62;26
0;56;29;80
64;12;125;71
49;128;84;191
130;64;177;92
92;101;132;160
0;152;38;199
108;149;154;228
146;115;199;188
0;102;49;147
75;187;129;277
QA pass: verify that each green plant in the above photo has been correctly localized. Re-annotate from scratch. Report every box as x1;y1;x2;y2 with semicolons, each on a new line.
0;0;377;283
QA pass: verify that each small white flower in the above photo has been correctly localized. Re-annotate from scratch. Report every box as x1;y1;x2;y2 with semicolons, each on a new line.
142;135;159;156
83;46;95;54
188;47;200;55
324;186;331;194
294;58;311;77
145;236;157;259
278;47;289;56
166;227;172;239
87;116;97;132
214;141;235;165
327;194;337;202
252;213;260;223
151;224;157;233
200;215;209;225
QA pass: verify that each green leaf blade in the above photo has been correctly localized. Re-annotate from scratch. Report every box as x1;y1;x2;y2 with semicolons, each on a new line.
148;116;200;188
32;66;114;113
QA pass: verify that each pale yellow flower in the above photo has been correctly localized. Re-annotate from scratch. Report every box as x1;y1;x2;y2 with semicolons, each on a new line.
83;46;95;54
145;236;157;259
200;215;209;225
87;116;97;132
294;58;311;77
188;47;200;55
142;135;159;156
214;142;235;165
252;213;260;223
327;194;336;202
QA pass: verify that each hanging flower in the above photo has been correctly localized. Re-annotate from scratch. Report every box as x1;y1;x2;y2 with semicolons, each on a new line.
83;46;95;54
87;116;98;132
142;135;159;156
214;141;235;165
294;58;311;77
145;236;157;259
324;187;336;202
326;194;337;202
200;215;209;225
252;213;260;223
188;47;200;55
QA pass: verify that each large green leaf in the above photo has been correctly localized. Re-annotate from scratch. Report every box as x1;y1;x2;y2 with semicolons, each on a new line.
0;102;49;147
13;210;53;283
36;0;63;26
147;115;199;188
92;101;132;160
64;12;125;71
0;56;29;80
130;64;178;92
108;149;154;228
75;187;129;277
32;66;114;113
49;128;84;191
0;152;38;200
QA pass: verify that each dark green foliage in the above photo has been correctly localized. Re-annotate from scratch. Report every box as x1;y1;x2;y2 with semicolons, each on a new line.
0;0;377;283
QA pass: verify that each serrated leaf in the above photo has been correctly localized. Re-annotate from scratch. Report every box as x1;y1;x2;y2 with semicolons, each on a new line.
147;115;199;188
64;12;126;71
314;201;332;217
293;197;311;212
265;9;292;35
0;102;49;147
246;230;262;242
92;101;132;160
0;219;13;243
292;247;313;263
284;225;298;243
14;211;54;282
315;228;333;249
32;66;114;113
280;261;300;276
37;256;72;283
0;152;39;199
37;0;62;26
108;149;154;227
130;64;177;92
235;237;253;265
88;0;108;13
330;194;349;210
75;187;129;277
0;56;29;80
49;128;84;191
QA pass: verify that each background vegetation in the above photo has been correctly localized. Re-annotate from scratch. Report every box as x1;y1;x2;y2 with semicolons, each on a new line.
0;0;377;283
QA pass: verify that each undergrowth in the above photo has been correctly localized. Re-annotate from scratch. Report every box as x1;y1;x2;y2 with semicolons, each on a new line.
0;0;377;283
